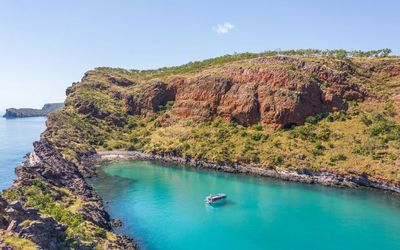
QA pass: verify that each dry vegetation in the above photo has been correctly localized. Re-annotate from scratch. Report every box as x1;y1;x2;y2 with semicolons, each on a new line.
45;51;400;183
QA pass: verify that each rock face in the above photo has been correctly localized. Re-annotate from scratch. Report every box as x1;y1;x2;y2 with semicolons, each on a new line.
164;57;367;129
0;197;67;249
1;54;398;248
0;138;136;249
72;56;366;129
124;81;176;115
3;103;64;118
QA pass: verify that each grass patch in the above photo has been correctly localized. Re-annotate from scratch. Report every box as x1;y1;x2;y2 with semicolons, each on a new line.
2;235;37;250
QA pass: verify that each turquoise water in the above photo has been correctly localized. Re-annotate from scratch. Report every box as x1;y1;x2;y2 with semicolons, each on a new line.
93;161;400;250
0;117;46;191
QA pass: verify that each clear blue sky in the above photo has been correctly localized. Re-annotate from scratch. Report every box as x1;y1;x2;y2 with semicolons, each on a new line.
1;0;399;113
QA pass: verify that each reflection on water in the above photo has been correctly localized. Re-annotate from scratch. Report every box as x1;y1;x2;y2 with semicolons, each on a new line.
206;200;235;208
90;169;137;202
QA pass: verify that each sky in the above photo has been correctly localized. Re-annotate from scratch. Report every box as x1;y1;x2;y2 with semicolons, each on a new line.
0;0;399;113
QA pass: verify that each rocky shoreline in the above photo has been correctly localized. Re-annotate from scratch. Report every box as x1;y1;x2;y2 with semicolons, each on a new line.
2;143;399;249
92;150;400;194
1;54;400;249
0;140;136;249
1;141;399;249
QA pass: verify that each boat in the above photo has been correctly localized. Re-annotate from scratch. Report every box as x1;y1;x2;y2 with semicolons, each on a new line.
205;193;227;204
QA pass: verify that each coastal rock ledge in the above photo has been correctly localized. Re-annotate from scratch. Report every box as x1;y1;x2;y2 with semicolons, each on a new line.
0;139;136;249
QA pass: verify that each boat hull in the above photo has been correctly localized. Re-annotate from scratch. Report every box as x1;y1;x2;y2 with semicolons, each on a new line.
205;194;227;204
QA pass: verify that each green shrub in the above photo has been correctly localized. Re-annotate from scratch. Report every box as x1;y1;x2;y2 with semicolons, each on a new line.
310;142;325;156
353;139;387;160
24;185;84;232
252;124;263;131
310;72;319;81
289;124;317;141
97;49;392;80
239;130;248;137
360;114;372;126
2;189;21;201
370;123;391;136
326;111;348;122
154;120;161;128
388;154;398;161
216;128;230;142
180;143;190;151
32;179;46;190
94;227;106;238
214;146;233;164
383;104;397;117
158;101;174;112
211;119;223;128
251;132;268;141
330;154;347;162
305;114;325;124
317;127;331;140
383;130;400;142
251;155;260;163
268;154;284;166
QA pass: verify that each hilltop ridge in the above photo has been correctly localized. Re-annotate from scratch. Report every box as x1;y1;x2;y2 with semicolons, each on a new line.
59;51;400;182
1;50;400;249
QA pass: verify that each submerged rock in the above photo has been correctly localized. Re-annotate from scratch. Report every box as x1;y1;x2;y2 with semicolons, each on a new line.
111;219;123;228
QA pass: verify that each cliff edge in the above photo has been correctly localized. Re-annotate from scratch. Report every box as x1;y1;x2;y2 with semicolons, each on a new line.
1;50;399;248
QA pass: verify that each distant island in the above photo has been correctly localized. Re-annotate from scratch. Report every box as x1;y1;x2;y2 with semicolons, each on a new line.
3;103;64;118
